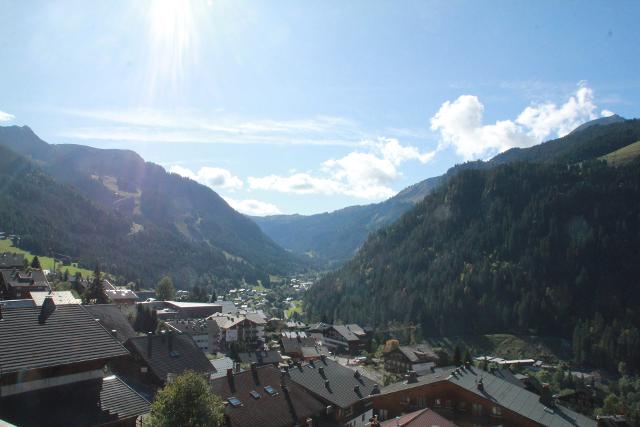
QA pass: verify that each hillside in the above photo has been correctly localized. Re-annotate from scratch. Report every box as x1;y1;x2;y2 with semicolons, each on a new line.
601;140;640;166
256;118;640;267
305;155;640;372
0;126;305;286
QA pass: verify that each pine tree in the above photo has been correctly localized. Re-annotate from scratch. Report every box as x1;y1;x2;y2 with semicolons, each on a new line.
31;256;41;269
83;264;108;304
156;276;176;301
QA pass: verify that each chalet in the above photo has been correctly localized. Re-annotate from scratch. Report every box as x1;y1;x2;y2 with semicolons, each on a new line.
0;269;50;299
208;312;267;352
210;364;326;427
372;365;597;427
238;350;284;366
0;252;25;269
117;331;214;394
30;290;81;306
0;301;149;426
288;357;380;427
281;331;330;361
383;345;439;374
321;324;372;355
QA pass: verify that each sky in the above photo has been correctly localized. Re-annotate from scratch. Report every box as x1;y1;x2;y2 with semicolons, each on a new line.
1;0;639;215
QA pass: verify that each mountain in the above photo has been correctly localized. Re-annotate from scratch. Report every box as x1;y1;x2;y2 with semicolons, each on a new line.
304;122;640;372
569;113;625;134
0;126;305;286
255;117;638;267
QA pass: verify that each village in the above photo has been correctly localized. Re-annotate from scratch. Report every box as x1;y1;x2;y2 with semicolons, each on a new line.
0;248;623;427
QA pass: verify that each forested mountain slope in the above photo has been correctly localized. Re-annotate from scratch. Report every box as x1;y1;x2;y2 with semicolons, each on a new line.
0;126;305;285
305;149;640;372
256;118;640;267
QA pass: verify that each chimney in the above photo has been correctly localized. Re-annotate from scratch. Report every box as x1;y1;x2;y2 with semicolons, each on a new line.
477;377;484;391
227;368;235;393
318;367;325;378
38;295;56;324
147;332;153;358
324;379;331;390
354;385;361;396
370;384;380;395
405;370;418;384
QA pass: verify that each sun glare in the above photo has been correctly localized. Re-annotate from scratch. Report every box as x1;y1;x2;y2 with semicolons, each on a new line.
147;0;198;99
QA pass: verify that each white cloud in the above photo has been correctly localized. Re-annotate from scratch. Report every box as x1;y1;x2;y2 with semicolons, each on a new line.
223;196;281;216
431;83;601;160
169;165;243;191
0;110;15;122
601;109;615;117
248;137;435;200
59;109;361;147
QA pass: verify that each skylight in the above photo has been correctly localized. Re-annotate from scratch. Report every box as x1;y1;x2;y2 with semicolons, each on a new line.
228;397;242;407
264;385;278;396
250;390;261;399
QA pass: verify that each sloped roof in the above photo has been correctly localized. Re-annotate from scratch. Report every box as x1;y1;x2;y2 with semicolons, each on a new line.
380;408;458;427
126;333;214;382
30;291;80;306
288;358;378;409
238;350;283;365
99;375;150;420
0;304;129;374
330;325;360;341
281;335;318;355
210;356;236;379
0;253;25;269
300;345;331;359
105;288;138;301
82;304;137;343
1;269;48;288
394;345;438;362
381;366;597;427
210;365;325;427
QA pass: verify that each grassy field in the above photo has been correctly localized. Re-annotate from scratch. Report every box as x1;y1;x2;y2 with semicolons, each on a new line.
285;300;303;319
601;140;640;166
425;334;571;363
0;239;94;277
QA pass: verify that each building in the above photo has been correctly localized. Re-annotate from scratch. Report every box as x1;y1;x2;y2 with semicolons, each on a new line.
379;408;458;427
118;331;215;393
321;324;372;355
165;318;213;353
0;253;25;269
164;300;223;319
372;365;597;427
210;364;326;427
281;331;330;361
383;345;439;374
288;357;380;427
210;356;237;380
105;288;139;306
30;290;81;306
0;269;50;299
0;301;149;426
238;350;284;366
208;312;267;352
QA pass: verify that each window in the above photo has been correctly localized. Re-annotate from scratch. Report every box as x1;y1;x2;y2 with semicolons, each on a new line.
458;401;468;412
264;385;278;396
250;390;261;399
492;406;502;417
418;395;427;408
227;397;242;407
472;403;483;416
434;398;442;407
379;409;388;420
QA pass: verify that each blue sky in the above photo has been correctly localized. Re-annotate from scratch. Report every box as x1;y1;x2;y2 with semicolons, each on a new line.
1;0;639;215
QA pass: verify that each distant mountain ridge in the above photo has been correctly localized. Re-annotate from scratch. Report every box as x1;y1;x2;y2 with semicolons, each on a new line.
0;126;305;286
255;116;636;267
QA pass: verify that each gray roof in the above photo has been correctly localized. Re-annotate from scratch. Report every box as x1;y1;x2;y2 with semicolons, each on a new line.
82;304;138;343
0;253;25;269
127;333;214;382
382;366;597;427
0;304;129;374
330;325;360;341
281;335;318;355
210;356;236;379
0;299;36;308
288;358;378;409
99;375;150;420
31;291;80;306
396;345;438;362
238;350;283;365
